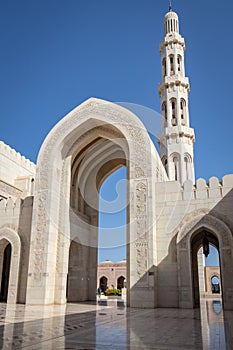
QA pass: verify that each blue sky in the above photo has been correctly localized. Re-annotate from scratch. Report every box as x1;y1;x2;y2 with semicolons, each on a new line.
1;1;232;264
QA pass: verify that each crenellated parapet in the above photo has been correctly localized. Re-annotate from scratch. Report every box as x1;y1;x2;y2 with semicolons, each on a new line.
0;196;33;231
0;197;22;218
155;174;233;242
0;141;36;173
156;174;233;203
185;174;233;199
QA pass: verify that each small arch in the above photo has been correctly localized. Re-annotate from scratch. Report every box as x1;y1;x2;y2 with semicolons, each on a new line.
117;276;126;290
173;157;178;181
170;153;180;181
162;101;167;126
211;275;221;294
0;243;11;302
180;98;186;125
169;55;175;75
99;276;108;293
0;228;21;304
177;55;182;73
170;98;177;125
162;58;167;78
184;153;192;181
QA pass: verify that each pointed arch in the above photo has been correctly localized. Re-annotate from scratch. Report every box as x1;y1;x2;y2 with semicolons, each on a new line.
169;54;175;75
176;212;233;309
180;98;186;125
161;101;168;127
169;152;180;182
170;98;177;125
184;153;192;181
26;98;167;306
177;55;182;73
117;275;126;290
0;227;21;303
162;57;167;78
99;275;108;292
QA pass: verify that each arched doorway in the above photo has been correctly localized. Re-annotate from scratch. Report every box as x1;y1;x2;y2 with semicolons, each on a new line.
191;230;220;308
0;229;21;304
0;243;11;302
177;213;233;310
26;98;166;306
99;276;108;293
117;276;125;290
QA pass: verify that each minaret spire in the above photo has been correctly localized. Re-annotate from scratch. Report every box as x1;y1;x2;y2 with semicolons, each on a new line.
158;8;195;185
169;0;172;12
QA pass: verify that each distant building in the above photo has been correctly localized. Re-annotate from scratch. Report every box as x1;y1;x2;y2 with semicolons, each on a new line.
204;266;221;295
97;260;126;292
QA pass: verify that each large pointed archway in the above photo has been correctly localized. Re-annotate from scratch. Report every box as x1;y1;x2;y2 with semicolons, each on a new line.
26;98;167;306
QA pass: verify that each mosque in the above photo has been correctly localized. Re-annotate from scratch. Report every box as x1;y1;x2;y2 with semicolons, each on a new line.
0;6;233;309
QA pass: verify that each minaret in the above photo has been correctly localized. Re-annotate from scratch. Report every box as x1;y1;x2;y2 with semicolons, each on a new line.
158;6;195;184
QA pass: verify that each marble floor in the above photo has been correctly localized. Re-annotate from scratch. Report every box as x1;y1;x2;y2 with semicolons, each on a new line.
0;297;232;349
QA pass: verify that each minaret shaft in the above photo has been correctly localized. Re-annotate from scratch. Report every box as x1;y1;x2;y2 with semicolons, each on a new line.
158;9;195;185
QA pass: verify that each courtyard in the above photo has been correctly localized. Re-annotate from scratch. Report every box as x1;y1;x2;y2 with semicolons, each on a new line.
0;297;232;349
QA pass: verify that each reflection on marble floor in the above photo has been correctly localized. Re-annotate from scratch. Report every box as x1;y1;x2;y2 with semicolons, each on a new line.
0;297;232;349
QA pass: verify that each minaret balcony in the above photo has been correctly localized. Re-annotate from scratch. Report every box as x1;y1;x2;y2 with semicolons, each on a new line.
165;75;189;85
159;34;185;53
158;75;190;94
166;125;195;140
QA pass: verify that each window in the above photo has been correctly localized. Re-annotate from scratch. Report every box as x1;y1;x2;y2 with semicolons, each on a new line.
177;55;181;72
180;99;186;125
173;157;178;181
171;99;177;125
162;58;167;77
170;55;174;75
184;153;192;181
162;102;167;122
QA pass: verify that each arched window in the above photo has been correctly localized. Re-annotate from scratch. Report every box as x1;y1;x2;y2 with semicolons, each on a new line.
162;58;167;78
180;99;186;125
177;55;182;73
164;158;168;175
169;153;180;181
162;102;167;126
169;55;174;75
184;156;188;180
211;276;220;294
171;98;177;125
173;157;178;181
184;153;192;181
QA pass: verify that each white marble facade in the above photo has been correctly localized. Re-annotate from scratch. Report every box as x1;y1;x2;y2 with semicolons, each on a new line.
0;8;233;309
